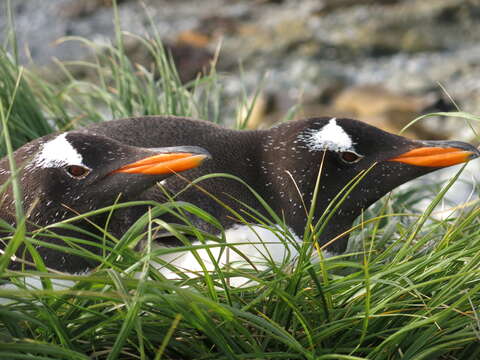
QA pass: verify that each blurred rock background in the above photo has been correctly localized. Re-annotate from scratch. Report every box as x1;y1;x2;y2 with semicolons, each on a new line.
2;0;480;137
1;0;479;208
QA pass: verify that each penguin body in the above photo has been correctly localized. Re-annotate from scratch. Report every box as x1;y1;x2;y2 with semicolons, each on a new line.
1;116;478;274
82;116;479;253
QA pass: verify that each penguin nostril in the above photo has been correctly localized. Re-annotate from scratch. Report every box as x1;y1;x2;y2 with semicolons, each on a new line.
340;151;363;164
65;165;90;179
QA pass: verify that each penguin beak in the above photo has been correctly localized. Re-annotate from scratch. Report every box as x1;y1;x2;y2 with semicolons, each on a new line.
112;146;211;175
388;141;480;167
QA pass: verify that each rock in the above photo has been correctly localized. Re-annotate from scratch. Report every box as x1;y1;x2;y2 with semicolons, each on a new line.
176;30;211;48
168;42;213;83
331;85;454;139
309;0;480;56
58;0;132;19
314;0;403;16
120;35;214;83
195;15;241;40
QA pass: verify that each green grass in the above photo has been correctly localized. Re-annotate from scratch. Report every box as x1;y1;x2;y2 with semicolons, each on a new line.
1;2;480;359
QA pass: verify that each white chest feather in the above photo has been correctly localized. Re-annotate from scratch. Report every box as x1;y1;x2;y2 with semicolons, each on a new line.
153;224;302;287
0;275;77;304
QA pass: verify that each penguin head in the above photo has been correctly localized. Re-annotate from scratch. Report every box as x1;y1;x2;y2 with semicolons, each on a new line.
0;131;210;272
0;131;210;226
264;117;479;252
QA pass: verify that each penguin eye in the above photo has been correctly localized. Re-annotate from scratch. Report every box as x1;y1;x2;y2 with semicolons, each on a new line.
65;165;90;179
339;151;362;164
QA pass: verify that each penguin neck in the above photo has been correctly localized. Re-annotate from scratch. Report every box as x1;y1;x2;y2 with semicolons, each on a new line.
260;167;359;252
256;128;312;238
258;131;359;253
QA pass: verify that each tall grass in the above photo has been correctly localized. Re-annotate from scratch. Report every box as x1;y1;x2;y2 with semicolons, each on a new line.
1;1;480;359
0;0;224;157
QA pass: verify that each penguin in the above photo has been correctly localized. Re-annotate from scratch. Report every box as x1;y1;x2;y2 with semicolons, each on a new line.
0;130;210;273
78;115;479;259
1;116;478;277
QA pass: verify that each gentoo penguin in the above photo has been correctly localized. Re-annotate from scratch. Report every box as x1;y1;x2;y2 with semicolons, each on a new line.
1;116;478;278
78;116;479;257
0;130;210;272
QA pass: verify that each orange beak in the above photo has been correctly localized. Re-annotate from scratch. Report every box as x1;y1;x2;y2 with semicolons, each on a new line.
113;152;208;175
388;147;477;167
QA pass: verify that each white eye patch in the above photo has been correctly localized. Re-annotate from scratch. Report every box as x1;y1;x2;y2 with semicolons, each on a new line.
298;118;356;152
32;133;85;169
